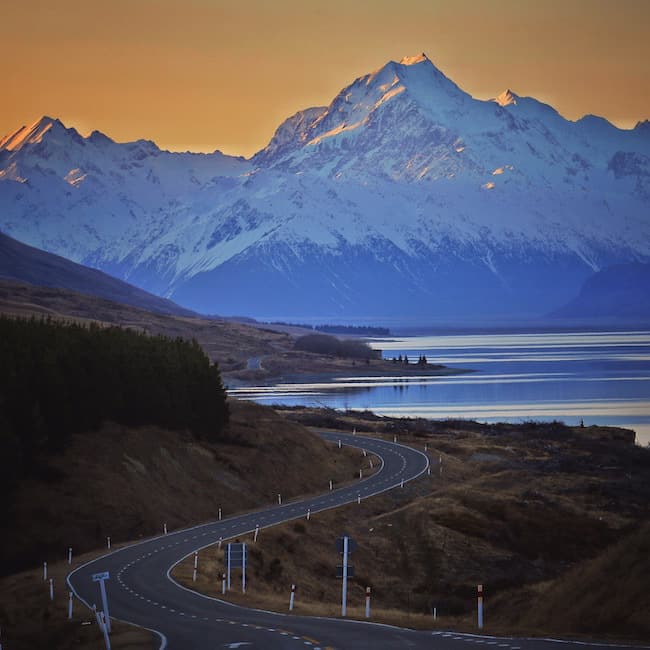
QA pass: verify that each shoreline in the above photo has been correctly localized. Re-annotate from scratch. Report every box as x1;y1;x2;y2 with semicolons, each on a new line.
224;359;472;388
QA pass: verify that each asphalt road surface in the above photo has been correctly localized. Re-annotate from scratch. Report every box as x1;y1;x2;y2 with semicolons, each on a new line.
67;432;643;650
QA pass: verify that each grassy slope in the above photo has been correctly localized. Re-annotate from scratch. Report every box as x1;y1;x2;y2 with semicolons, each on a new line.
174;416;650;642
0;401;371;649
0;279;456;381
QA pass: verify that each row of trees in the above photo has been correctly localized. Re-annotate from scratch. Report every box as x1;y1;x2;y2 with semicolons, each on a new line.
294;333;380;360
391;354;430;365
0;317;228;502
270;322;391;336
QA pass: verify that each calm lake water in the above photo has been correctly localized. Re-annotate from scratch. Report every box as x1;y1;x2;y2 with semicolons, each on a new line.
229;330;650;446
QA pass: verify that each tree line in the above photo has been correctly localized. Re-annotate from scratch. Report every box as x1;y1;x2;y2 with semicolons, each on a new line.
294;333;380;360
270;322;391;336
0;316;228;502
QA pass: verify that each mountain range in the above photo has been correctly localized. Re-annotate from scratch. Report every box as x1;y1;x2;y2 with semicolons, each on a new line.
1;53;649;321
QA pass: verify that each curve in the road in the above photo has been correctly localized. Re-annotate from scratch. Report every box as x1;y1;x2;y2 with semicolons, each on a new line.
67;432;429;649
67;433;643;650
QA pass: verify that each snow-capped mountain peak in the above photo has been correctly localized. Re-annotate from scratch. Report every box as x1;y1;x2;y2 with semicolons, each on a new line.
0;115;70;152
494;88;518;107
1;55;649;321
399;52;430;66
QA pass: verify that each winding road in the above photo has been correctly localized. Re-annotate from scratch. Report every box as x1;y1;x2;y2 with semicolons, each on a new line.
67;432;641;650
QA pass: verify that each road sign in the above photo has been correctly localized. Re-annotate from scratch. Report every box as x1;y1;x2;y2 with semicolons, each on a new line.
92;571;110;582
336;565;355;578
227;543;247;568
91;571;111;633
226;543;247;593
336;537;357;553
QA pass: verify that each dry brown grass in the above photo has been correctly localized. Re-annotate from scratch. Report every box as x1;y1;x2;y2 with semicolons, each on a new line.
2;400;372;576
0;401;376;648
0;280;461;382
0;547;154;650
173;422;650;642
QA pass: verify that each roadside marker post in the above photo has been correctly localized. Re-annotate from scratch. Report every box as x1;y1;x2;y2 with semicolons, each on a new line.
242;544;246;593
222;573;226;594
92;571;111;633
68;547;72;564
424;443;428;451
363;449;367;457
43;561;47;581
336;535;357;617
477;584;484;629
365;586;371;618
393;435;397;443
68;590;74;619
163;522;167;535
341;536;349;617
400;478;404;488
192;568;197;582
306;509;311;521
433;606;437;621
218;537;223;549
278;494;282;505
107;536;111;550
329;480;333;491
359;469;363;479
254;525;259;542
227;544;231;589
194;551;199;570
427;466;431;476
218;508;222;521
338;439;342;448
357;494;361;504
49;577;54;601
369;459;373;469
289;584;296;611
353;428;356;435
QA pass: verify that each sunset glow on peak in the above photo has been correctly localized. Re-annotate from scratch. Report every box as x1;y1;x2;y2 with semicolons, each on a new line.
494;89;518;107
399;53;429;66
1;1;648;157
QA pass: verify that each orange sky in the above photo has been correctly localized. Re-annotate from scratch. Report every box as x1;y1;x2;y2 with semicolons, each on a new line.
2;0;649;158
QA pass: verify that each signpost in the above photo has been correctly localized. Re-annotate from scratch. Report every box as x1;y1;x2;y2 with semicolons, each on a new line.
335;535;357;617
92;571;111;633
226;543;247;593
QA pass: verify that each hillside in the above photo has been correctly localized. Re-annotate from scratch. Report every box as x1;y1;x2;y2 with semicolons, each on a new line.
491;522;650;639
173;410;650;642
0;401;371;649
0;280;454;381
0;231;196;317
2;54;649;320
0;401;368;576
550;262;650;321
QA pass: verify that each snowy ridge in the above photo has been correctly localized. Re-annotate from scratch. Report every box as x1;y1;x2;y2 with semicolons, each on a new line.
1;54;649;319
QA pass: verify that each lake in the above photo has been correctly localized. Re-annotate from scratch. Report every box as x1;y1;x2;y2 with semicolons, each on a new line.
228;329;650;446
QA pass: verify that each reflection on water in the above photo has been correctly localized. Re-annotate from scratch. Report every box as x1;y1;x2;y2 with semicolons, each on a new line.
229;330;650;446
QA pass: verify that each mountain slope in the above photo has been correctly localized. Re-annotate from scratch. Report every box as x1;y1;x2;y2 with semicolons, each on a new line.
0;231;196;316
1;54;649;320
550;262;650;320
